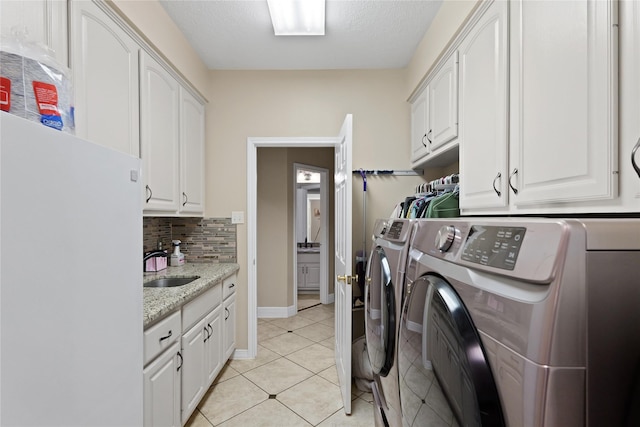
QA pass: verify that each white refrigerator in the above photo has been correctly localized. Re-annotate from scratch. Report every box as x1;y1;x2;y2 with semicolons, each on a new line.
0;113;143;425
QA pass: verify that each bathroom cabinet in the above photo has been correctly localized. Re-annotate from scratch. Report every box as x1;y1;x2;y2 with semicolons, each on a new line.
297;252;320;291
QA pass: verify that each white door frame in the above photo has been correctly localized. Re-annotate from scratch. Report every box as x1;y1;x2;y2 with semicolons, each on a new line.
247;137;339;358
293;163;330;309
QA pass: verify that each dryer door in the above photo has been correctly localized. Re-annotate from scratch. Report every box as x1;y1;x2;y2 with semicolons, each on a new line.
365;246;396;377
398;273;504;427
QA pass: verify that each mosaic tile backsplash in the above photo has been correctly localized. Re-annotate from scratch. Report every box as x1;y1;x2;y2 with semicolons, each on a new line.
143;217;237;263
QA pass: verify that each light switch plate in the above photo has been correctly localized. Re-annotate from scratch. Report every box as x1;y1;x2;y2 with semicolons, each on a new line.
231;211;244;224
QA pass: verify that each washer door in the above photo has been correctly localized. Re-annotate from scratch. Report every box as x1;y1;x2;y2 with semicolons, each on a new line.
365;246;396;377
398;274;504;427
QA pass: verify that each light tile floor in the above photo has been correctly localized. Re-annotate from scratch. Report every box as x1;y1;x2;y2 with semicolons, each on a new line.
185;303;375;426
298;293;321;311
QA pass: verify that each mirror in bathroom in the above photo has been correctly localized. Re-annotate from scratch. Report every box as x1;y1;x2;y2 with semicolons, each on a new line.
296;168;322;244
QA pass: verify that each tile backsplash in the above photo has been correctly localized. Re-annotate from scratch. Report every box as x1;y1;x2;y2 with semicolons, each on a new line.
143;217;237;263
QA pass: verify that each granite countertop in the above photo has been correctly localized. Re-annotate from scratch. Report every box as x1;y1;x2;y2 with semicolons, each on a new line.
143;263;239;328
297;248;320;253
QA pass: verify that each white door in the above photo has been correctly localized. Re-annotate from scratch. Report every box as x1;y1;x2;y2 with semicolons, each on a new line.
334;114;353;415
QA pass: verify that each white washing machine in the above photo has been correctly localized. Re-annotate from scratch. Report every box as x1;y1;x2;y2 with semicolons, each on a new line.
365;218;416;427
398;218;640;427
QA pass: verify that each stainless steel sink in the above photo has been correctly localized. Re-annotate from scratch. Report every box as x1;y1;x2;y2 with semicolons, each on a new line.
144;276;199;288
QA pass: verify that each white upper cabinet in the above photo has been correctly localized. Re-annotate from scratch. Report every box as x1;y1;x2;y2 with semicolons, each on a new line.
508;0;618;207
70;0;140;156
459;0;623;215
1;0;67;66
410;90;429;163
459;0;509;210
411;50;459;168
429;51;458;151
620;0;640;207
140;51;180;213
179;88;205;215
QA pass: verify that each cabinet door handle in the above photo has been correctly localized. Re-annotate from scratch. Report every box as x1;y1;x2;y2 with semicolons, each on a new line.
492;172;502;197
508;168;519;195
182;192;188;206
177;351;183;372
426;129;433;144
225;307;230;320
421;133;427;147
203;326;210;342
229;283;235;289
208;323;213;336
632;137;640;179
159;330;172;342
145;185;152;203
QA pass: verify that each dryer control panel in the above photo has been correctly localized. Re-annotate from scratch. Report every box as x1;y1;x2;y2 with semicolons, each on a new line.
461;226;526;270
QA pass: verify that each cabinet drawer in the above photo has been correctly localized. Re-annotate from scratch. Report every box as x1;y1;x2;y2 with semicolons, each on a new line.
298;252;320;263
223;274;237;300
182;284;222;332
144;310;181;365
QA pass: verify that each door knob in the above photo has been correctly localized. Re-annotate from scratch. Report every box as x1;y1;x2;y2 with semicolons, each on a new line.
337;275;357;285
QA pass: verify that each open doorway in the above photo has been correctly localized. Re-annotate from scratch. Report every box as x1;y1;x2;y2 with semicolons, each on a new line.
247;137;341;359
294;164;329;312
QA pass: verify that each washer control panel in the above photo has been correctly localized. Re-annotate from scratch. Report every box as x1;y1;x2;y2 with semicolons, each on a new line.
461;226;526;270
385;221;404;239
435;225;456;252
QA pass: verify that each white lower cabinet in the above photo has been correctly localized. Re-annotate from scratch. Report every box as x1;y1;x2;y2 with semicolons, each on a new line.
143;341;181;427
181;305;222;424
143;275;238;426
222;274;237;361
143;311;181;427
223;292;236;361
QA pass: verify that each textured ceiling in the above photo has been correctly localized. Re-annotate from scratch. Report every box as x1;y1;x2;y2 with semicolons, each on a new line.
159;0;443;70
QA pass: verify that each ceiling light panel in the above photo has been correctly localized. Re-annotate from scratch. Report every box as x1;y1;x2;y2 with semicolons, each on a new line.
267;0;325;36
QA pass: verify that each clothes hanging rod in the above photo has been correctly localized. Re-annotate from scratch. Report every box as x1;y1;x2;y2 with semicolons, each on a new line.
352;169;423;176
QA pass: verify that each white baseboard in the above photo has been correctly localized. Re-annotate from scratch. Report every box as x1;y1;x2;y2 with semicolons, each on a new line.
257;305;296;318
324;293;335;304
231;348;252;360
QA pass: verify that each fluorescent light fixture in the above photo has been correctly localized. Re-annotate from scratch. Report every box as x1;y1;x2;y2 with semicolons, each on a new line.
267;0;325;36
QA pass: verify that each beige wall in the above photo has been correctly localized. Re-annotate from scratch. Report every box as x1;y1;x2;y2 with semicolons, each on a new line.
109;0;209;97
256;148;290;307
405;0;480;98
